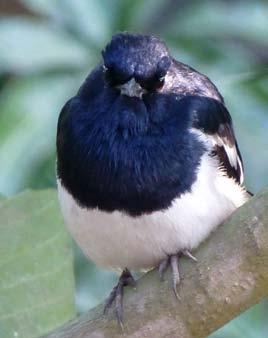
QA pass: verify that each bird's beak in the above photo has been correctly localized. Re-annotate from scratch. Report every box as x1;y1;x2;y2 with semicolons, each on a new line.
118;78;146;98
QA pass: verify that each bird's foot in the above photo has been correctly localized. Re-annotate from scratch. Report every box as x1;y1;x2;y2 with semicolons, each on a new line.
103;268;136;328
158;250;197;299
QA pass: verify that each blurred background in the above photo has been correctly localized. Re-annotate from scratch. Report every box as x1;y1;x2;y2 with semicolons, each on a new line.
0;0;267;337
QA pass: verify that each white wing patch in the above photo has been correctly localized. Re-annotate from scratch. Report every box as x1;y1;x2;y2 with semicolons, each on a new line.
191;127;244;185
210;133;244;184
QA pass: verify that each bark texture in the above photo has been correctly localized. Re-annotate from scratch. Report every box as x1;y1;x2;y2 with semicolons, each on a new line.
43;188;268;338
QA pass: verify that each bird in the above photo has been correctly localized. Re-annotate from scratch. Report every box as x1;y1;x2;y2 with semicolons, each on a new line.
56;32;250;326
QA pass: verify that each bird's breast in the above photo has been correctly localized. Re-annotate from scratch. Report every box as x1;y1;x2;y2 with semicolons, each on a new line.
57;126;205;216
57;93;204;216
57;154;248;271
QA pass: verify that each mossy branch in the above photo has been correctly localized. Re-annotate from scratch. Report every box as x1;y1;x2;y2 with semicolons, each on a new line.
43;188;268;338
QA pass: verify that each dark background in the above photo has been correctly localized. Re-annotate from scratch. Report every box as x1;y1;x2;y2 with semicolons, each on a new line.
0;1;267;337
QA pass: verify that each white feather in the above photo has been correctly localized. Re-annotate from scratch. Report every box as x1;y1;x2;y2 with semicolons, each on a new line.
191;128;244;184
57;154;248;271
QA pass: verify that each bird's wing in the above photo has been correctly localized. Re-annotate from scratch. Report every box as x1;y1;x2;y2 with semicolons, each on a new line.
183;95;244;185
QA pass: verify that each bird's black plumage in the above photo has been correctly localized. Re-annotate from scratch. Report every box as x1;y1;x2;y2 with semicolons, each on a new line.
57;74;205;216
102;33;171;90
57;32;244;216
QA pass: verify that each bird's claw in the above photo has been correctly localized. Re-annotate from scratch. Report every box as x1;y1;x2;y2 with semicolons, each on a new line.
158;250;197;298
170;254;181;299
181;249;197;262
104;268;136;328
158;257;169;280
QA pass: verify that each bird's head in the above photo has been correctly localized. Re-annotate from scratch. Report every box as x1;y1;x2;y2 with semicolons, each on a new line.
102;32;171;97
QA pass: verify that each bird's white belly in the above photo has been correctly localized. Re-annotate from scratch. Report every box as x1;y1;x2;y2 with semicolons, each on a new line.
57;155;248;271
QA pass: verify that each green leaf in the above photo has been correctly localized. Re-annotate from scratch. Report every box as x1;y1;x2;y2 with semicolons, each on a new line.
0;189;75;338
0;18;89;74
21;0;63;18
0;73;85;195
170;2;268;41
56;0;111;47
22;0;113;47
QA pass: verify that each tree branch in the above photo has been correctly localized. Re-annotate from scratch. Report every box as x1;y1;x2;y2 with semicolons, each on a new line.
43;188;268;338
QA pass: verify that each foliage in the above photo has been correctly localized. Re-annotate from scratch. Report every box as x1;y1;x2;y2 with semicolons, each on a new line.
0;1;267;337
0;190;75;338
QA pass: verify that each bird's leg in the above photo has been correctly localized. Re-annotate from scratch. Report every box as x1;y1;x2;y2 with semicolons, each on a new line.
170;254;181;299
158;257;169;280
104;268;136;328
158;250;197;298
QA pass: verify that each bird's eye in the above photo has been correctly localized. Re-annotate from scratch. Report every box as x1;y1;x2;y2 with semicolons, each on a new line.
140;76;165;91
156;77;165;89
104;66;132;87
104;67;116;86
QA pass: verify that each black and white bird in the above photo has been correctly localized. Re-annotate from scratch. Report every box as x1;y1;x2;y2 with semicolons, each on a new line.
56;32;250;324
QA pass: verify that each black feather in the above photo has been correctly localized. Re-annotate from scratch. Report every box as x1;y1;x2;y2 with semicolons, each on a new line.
57;33;246;216
188;95;244;184
57;70;206;216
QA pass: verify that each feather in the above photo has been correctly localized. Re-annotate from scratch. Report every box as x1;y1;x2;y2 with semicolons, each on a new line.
180;95;244;185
